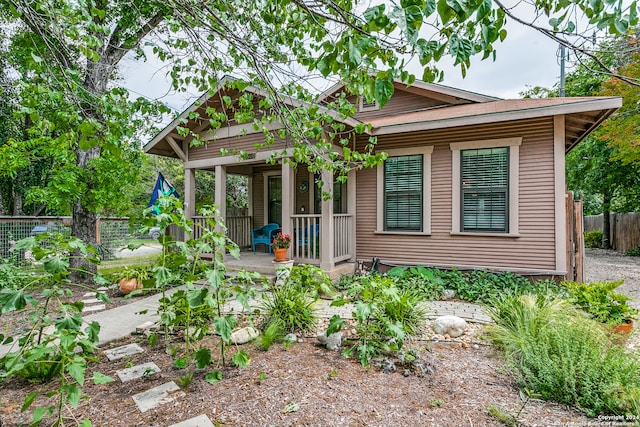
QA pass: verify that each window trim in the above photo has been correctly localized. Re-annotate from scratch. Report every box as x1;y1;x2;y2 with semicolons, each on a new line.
450;137;522;236
376;146;433;235
359;97;380;112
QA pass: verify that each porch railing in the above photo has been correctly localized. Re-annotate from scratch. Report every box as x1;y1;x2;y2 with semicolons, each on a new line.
191;215;252;248
333;214;353;263
290;213;354;264
291;214;321;263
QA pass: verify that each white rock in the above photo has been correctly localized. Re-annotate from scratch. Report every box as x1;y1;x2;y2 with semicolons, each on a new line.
432;315;468;338
317;331;342;351
230;326;259;344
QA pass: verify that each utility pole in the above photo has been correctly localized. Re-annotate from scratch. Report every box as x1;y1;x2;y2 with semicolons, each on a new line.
559;44;566;97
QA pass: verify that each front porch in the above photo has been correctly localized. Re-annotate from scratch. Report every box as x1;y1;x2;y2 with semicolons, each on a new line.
184;156;357;272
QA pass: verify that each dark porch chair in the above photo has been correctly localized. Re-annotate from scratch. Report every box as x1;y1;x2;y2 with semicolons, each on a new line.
251;223;280;254
296;223;320;248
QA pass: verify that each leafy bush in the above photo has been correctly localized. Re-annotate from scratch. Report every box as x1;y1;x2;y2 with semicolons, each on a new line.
0;262;31;290
585;230;603;249
259;280;318;334
487;293;640;416
386;266;445;300
626;246;640;257
562;280;638;324
332;275;426;366
288;264;336;298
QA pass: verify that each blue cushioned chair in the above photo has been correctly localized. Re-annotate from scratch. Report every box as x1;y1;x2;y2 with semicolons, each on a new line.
297;223;320;248
251;223;280;254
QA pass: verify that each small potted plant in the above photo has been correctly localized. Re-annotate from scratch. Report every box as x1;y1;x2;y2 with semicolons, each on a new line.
271;232;291;261
118;265;150;295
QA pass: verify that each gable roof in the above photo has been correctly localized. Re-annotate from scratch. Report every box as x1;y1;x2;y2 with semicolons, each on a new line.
145;76;621;158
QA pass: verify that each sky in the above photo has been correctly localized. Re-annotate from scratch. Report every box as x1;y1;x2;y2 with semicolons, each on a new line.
121;15;568;116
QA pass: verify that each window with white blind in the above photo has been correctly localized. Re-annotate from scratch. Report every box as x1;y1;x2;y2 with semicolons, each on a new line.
450;137;521;236
461;147;509;232
384;155;423;231
376;146;433;234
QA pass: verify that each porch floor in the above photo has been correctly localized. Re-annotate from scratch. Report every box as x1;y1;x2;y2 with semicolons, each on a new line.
225;250;355;279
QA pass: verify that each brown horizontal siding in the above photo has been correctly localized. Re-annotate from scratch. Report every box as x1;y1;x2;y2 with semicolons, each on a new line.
187;131;289;162
352;89;446;120
355;117;559;272
252;173;265;227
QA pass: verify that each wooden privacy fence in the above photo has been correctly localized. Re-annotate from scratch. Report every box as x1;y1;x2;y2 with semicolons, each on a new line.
584;212;640;253
566;192;584;283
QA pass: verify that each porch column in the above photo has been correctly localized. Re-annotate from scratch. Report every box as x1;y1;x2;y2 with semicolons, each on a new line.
214;165;227;231
320;169;334;270
184;168;196;219
347;169;357;262
281;161;294;237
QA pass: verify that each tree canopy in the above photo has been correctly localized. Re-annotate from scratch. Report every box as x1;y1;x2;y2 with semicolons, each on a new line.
0;0;637;263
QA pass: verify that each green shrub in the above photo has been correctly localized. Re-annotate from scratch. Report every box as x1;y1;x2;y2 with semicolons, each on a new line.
562;280;638;324
386;266;445;300
288;264;336;298
585;230;603;249
487;293;640;416
626;246;640;257
334;275;427;365
259;281;318;334
0;262;31;290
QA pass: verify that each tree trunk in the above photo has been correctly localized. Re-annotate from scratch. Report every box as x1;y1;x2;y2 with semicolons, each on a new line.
602;192;612;249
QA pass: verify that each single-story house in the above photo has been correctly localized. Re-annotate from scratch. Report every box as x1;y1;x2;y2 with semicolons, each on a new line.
145;76;621;279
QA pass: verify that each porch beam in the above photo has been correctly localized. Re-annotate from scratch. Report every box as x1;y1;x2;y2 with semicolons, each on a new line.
215;165;227;232
320;169;334;270
166;135;187;162
185;148;294;170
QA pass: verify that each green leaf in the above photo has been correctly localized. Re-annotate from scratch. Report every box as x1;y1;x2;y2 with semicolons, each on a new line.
92;372;115;385
213;315;236;342
205;370;223;384
22;391;39;412
66;360;86;385
55;313;83;332
0;288;35;313
79;419;93;427
195;348;212;369
64;383;82;408
374;75;394;107
231;349;251;368
327;314;346;335
437;0;454;24
32;406;48;425
347;38;362;66
174;357;187;369
42;256;69;275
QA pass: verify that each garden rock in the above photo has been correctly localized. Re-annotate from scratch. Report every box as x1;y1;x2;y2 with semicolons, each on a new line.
432;315;467;338
317;331;342;351
284;333;297;342
231;327;259;345
443;289;455;300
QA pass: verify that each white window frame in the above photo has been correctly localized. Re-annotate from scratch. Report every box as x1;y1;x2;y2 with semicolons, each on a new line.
376;146;433;235
450;137;522;237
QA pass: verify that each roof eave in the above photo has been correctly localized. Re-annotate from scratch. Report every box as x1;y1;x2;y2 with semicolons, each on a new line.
370;98;622;136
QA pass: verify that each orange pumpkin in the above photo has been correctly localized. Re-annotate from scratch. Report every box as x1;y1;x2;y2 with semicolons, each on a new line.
119;278;142;294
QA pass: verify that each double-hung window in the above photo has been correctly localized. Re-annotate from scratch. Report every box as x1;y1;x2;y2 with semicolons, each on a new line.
461;147;509;232
376;146;433;234
450;138;521;236
384;154;423;231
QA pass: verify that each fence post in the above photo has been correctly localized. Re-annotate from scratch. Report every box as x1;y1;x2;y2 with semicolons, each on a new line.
96;218;101;244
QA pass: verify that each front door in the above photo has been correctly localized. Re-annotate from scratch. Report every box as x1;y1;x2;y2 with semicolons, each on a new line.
268;175;282;226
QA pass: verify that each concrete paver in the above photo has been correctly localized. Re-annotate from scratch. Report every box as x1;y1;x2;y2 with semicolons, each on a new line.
132;381;185;413
104;343;144;361
168;414;214;427
116;362;160;382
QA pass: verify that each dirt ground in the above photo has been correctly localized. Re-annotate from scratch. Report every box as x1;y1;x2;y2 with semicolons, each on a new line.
1;250;638;427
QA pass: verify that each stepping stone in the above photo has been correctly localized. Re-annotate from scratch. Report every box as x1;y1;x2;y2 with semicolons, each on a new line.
169;414;214;427
82;298;102;304
97;286;109;291
104;343;144;361
82;304;106;312
132;381;185;413
83;292;96;297
116;362;160;382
